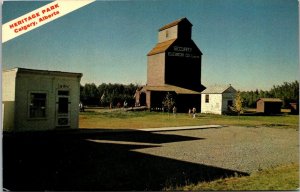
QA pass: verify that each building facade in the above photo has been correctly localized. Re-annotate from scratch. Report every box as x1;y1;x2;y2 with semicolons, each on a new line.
2;68;82;132
139;18;205;112
201;85;237;115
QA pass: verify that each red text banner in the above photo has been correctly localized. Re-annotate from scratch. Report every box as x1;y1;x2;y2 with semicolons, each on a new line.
2;0;95;43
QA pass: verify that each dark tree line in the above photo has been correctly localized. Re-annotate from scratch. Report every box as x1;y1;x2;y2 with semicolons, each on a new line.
241;81;299;108
80;83;139;107
81;81;298;109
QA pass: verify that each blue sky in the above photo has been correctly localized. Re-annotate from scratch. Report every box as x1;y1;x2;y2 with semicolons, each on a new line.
2;0;299;91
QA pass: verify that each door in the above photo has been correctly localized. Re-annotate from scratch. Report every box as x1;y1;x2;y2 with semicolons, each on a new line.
56;90;70;127
227;100;233;110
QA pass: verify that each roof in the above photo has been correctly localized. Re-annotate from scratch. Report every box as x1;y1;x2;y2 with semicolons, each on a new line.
147;38;176;56
159;17;192;31
142;84;201;94
257;98;283;103
201;85;236;94
3;67;83;78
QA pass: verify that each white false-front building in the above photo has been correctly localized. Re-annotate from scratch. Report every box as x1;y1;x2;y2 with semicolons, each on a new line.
201;85;237;115
2;68;82;132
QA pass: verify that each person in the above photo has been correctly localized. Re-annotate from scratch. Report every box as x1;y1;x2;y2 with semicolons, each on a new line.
123;100;128;108
192;107;196;118
79;102;84;112
188;108;192;116
173;106;177;116
117;102;121;108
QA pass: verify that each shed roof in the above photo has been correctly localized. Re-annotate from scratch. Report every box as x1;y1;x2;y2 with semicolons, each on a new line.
142;84;201;94
147;38;176;56
159;17;192;31
257;98;283;103
147;38;202;56
201;85;236;94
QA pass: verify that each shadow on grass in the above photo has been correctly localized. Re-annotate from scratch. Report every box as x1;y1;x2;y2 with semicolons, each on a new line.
3;129;248;191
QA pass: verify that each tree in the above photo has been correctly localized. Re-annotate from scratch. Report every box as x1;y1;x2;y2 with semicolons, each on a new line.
232;91;244;116
162;92;175;114
241;81;299;108
80;83;99;106
269;81;299;108
97;83;139;108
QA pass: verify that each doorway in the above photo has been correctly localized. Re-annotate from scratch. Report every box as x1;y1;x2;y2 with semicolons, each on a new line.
56;90;70;127
227;100;233;110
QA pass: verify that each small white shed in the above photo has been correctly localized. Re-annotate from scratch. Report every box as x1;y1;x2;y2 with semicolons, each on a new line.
201;85;237;115
2;68;82;132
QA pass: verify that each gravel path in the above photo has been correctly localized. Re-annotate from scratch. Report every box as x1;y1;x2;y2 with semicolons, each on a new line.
133;126;299;173
4;126;298;190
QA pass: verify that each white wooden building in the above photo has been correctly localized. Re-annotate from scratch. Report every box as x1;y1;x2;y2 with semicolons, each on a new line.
201;85;237;115
2;68;82;132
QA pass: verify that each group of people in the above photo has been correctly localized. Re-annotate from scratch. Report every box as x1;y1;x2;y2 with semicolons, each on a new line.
172;106;197;118
116;100;128;108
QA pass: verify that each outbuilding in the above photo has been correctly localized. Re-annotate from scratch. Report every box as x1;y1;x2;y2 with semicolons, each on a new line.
2;68;82;132
256;98;283;114
201;85;237;115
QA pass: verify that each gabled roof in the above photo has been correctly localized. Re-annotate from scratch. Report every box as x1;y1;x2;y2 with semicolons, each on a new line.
159;17;192;31
257;98;283;103
201;85;236;94
147;38;176;56
142;84;201;94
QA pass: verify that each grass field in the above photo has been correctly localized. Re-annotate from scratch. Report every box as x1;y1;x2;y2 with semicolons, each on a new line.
172;163;299;191
79;108;299;129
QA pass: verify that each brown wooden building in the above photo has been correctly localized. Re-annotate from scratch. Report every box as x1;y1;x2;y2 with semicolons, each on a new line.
137;18;206;112
256;98;283;114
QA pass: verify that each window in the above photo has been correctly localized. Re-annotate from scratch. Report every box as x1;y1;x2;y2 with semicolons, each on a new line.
29;93;47;118
166;30;169;38
205;94;209;103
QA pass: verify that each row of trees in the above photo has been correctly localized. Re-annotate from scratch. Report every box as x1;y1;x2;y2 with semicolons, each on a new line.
241;81;299;108
80;81;298;109
80;83;139;107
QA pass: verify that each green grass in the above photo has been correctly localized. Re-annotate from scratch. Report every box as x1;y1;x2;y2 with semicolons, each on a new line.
79;109;299;129
171;163;299;191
